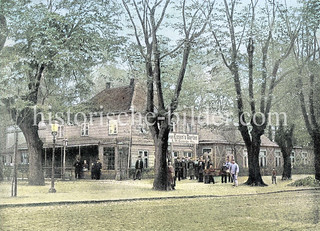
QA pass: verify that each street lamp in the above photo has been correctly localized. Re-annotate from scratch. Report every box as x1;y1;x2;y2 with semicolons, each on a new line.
62;138;68;180
49;122;58;193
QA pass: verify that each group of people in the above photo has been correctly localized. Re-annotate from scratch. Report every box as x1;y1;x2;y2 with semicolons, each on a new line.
73;158;102;180
167;156;240;190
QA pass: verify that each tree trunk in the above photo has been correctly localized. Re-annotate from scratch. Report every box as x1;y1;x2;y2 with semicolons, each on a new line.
282;152;292;180
245;134;267;186
0;14;7;51
19;110;45;186
314;132;320;181
152;130;170;191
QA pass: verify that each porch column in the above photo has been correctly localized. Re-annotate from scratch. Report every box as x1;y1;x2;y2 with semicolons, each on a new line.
44;148;47;178
98;144;104;169
115;146;120;180
44;148;47;167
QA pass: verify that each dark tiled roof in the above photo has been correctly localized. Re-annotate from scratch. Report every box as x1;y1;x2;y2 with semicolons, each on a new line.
91;85;134;113
199;127;279;147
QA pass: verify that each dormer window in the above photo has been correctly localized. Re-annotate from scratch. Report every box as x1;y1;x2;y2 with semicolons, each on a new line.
109;120;118;135
58;125;64;138
81;123;89;136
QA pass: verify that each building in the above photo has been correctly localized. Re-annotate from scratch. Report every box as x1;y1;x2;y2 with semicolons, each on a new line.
0;79;315;179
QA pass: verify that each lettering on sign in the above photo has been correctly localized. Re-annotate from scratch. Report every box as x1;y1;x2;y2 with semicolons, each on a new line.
168;133;199;144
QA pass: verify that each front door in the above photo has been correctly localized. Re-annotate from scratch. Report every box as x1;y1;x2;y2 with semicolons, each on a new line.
116;146;129;180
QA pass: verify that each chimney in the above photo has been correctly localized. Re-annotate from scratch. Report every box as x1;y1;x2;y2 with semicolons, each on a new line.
106;82;111;89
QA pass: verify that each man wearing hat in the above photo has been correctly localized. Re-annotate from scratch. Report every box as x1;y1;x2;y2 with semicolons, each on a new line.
181;156;187;179
95;158;102;180
174;157;181;181
91;158;102;180
188;158;195;180
134;155;144;180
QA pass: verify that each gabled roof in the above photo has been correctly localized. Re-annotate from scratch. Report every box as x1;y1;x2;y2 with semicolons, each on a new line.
199;126;279;147
90;79;148;114
90;84;134;113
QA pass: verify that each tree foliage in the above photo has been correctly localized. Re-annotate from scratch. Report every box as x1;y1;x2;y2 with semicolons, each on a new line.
293;0;320;180
210;0;299;186
0;0;122;185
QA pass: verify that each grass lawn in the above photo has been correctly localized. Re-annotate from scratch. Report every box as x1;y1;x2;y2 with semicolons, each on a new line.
1;190;319;231
0;175;316;205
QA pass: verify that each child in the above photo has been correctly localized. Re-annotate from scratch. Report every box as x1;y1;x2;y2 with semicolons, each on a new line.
272;168;277;184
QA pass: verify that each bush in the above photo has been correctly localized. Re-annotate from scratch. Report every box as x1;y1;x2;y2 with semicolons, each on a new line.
288;176;320;187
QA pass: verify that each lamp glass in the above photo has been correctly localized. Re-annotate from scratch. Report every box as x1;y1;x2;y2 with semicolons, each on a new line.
51;123;59;132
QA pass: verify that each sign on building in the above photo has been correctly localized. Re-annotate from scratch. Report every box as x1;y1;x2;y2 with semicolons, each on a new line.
168;133;199;144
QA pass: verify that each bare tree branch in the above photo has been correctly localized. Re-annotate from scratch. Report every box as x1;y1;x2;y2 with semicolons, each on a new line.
122;0;147;60
155;0;170;32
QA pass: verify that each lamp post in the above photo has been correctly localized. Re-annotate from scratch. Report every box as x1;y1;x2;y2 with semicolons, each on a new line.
62;138;68;180
49;123;58;193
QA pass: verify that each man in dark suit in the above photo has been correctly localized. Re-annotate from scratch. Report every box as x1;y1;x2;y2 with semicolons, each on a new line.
174;157;181;181
74;158;82;179
134;155;143;180
181;157;187;179
95;158;102;180
198;157;205;182
188;158;195;180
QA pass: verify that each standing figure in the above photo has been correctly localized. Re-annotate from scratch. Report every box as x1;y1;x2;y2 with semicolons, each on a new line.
205;156;212;170
74;158;82;179
206;164;215;184
198;157;205;182
95;158;102;180
82;160;89;179
272;168;277;184
181;157;187;179
204;156;212;183
174;157;181;181
194;158;199;180
167;161;175;190
83;160;89;172
230;159;239;186
221;162;229;183
188;158;195;180
91;161;96;179
134;155;143;180
226;158;232;183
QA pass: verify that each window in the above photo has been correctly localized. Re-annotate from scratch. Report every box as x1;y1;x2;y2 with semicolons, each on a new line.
139;150;149;168
290;151;295;166
173;151;179;158
109;120;118;135
184;152;192;158
81;123;89;136
302;152;308;165
58;125;64;138
103;147;115;170
259;150;267;167
225;148;234;162
202;148;212;155
1;155;5;165
172;122;177;132
21;152;29;164
275;151;281;167
186;123;192;133
243;150;248;168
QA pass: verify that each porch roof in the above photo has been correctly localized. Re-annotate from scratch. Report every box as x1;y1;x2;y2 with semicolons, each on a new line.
44;136;130;148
